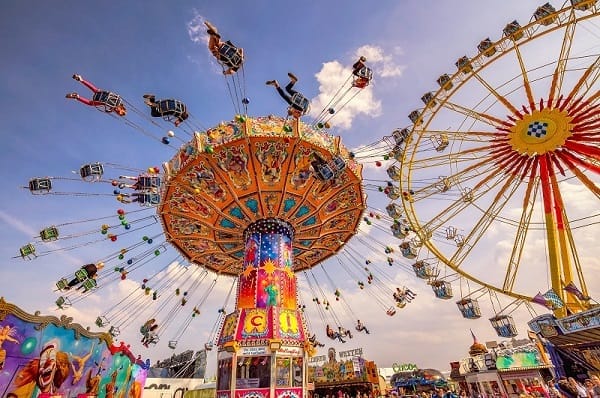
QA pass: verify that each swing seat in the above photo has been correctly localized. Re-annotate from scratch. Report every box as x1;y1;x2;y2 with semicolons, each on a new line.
352;66;373;88
157;99;187;121
386;186;402;200
386;308;396;316
55;296;71;309
386;203;403;219
95;316;109;327
137;175;162;191
56;278;70;290
432;134;449;152
331;155;346;173
386;165;401;181
75;269;88;282
79;163;104;181
168;340;178;349
137;193;161;206
315;163;335;181
81;277;97;292
40;226;59;241
29;178;52;193
92;91;123;112
205;342;214;351
392;128;411;146
218;42;243;68
401;245;417;259
20;243;37;259
109;326;120;337
290;93;310;114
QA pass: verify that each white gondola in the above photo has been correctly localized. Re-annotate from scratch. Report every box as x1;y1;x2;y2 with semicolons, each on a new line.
79;162;104;181
455;56;472;74
387;165;401;181
455;234;465;247
109;326;121;337
456;298;482;319
412;260;438;279
168;340;178;349
392;128;411;145
430;134;449;152
461;187;474;202
386;203;403;219
408;110;422;125
421;92;437;107
477;38;497;57
445;226;457;240
437;74;453;91
431;280;453;299
571;0;598;11
386;186;402;200
534;3;557;25
490;315;518;337
503;20;524;41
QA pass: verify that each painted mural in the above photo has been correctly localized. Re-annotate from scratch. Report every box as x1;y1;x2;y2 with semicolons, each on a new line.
0;298;148;398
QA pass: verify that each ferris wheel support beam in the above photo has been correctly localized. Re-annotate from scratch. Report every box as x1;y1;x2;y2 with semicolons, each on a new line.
503;168;540;292
538;155;568;318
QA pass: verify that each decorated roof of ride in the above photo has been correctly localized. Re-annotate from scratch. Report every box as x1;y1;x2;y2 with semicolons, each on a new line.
159;115;366;276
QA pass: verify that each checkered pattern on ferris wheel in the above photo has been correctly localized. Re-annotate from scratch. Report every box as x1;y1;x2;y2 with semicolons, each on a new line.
542;289;564;309
527;121;548;138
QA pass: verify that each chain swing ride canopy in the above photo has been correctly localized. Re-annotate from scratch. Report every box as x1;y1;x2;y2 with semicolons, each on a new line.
159;115;366;276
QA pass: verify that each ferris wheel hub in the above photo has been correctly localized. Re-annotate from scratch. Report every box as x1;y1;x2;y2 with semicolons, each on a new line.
509;108;573;156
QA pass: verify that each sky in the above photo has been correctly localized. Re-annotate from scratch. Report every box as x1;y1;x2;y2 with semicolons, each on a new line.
1;0;599;379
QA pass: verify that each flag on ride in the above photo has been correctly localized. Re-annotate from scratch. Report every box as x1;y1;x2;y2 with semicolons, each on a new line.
542;289;564;309
563;281;588;300
532;292;551;308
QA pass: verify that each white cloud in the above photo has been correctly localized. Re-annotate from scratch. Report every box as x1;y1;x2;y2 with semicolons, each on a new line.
186;14;208;45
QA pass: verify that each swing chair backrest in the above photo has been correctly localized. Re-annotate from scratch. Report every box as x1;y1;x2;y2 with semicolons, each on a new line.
92;91;123;111
290;93;310;114
75;269;89;282
137;175;162;191
80;163;105;181
219;43;243;67
168;340;178;349
55;296;71;309
81;277;97;291
331;155;346;173
56;278;69;290
29;178;52;193
158;99;186;119
138;193;161;206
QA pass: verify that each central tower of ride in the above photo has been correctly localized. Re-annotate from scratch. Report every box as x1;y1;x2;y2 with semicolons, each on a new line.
159;115;365;398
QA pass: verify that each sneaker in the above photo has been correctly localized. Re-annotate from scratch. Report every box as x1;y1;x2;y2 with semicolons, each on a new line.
204;21;219;36
142;94;155;99
72;74;82;81
65;92;78;99
287;72;298;82
359;56;367;62
265;80;277;86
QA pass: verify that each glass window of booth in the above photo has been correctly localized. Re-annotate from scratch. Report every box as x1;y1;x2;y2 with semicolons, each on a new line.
217;358;232;390
275;356;304;387
237;356;271;389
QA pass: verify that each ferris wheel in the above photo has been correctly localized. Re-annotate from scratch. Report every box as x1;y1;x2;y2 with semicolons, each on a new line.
393;1;600;319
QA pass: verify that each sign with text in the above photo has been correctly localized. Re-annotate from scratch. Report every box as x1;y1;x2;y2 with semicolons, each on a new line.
240;346;269;356
339;348;363;358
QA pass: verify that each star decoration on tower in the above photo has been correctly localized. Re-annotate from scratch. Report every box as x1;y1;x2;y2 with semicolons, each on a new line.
261;259;277;275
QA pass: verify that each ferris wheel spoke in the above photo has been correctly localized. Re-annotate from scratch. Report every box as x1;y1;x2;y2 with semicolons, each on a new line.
417;163;508;233
512;39;537;111
566;54;600;100
449;169;524;269
503;165;540;292
410;144;493;170
442;101;505;128
549;9;577;102
471;73;520;116
554;151;600;197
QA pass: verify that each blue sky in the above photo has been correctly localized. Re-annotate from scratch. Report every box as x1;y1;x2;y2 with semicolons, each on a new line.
1;1;599;376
